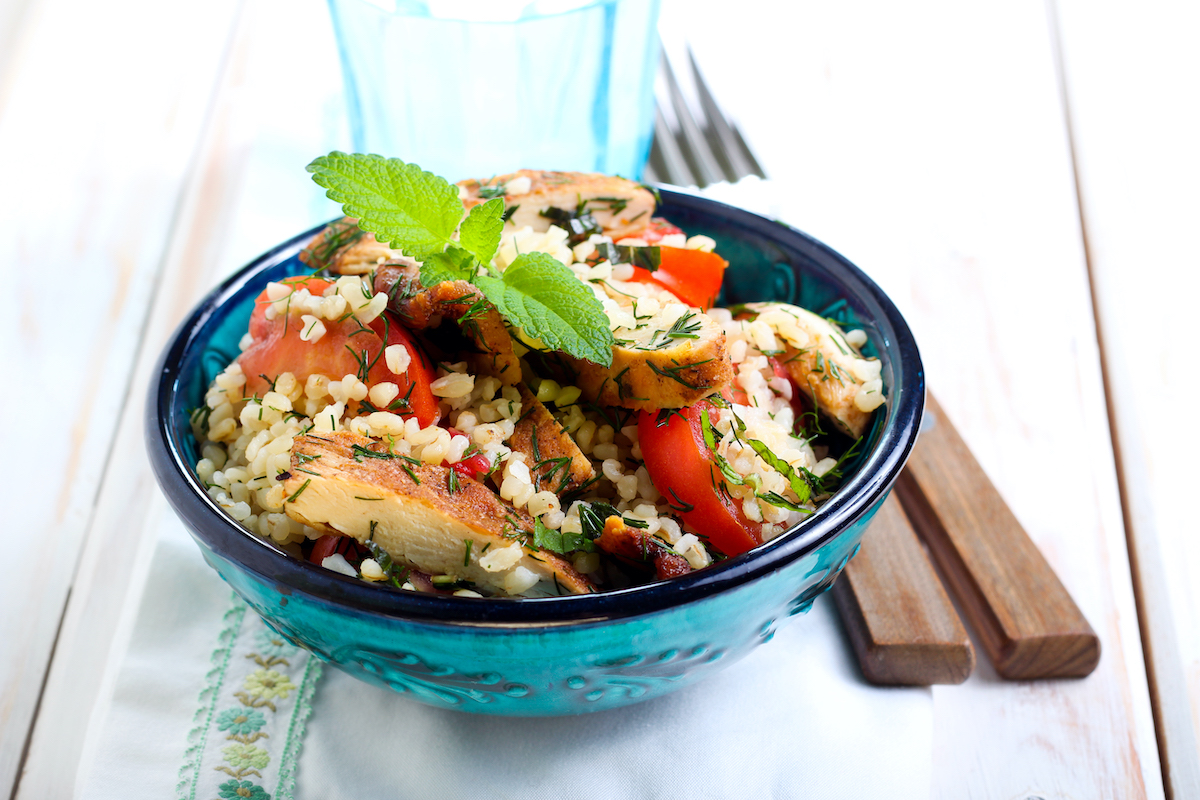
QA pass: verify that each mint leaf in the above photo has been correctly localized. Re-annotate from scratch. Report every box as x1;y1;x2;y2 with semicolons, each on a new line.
421;245;477;286
306;152;462;260
458;198;505;266
474;253;614;366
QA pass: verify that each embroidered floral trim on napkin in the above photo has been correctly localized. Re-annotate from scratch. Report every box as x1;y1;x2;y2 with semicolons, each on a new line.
176;595;322;800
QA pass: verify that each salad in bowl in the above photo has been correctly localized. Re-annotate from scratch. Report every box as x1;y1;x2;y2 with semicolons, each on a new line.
191;156;886;599
147;153;922;714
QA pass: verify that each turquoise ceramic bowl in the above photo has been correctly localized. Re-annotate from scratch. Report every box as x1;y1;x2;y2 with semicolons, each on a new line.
146;190;924;715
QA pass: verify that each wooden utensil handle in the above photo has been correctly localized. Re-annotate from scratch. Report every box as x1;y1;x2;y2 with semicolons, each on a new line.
894;392;1101;679
832;493;975;685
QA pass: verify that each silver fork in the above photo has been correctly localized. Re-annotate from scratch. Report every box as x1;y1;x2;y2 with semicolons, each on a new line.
644;42;766;187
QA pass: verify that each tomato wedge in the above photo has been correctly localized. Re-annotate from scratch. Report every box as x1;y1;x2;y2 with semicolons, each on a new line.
309;534;358;565
620;216;684;244
768;355;809;423
238;275;438;426
446;428;493;481
637;400;762;557
628;246;727;310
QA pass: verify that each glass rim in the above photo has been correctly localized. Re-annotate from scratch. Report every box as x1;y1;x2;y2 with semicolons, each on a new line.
335;0;640;24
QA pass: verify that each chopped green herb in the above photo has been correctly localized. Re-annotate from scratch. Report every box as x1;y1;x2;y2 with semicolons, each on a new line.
648;358;713;390
654;407;688;428
665;487;694;514
399;462;421;485
304;218;367;269
756;491;811;514
577;501;621;542
588;196;629;215
475;183;507;200
285;479;311;503
539;199;602;246
533;519;597;555
350;444;399;462
363;538;410;589
744;437;813;504
700;408;718;451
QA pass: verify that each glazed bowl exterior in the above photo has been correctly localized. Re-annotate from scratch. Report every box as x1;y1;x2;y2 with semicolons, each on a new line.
146;190;924;715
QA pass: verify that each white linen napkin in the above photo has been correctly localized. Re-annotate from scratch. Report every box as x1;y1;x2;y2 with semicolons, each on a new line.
78;511;932;799
300;582;932;800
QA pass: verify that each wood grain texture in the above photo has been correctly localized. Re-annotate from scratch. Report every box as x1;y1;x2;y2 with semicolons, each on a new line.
677;0;1162;795
896;393;1099;679
0;0;36;106
832;494;974;685
1052;0;1200;795
0;0;1167;795
15;0;348;794
0;0;242;794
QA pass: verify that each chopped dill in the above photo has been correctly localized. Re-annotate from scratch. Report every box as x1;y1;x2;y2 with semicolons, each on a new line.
665;487;694;514
647;358;713;390
285;479;311;503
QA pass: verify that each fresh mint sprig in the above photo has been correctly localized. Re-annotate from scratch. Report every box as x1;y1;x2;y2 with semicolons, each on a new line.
458;197;505;266
475;252;615;369
307;152;462;260
306;152;614;366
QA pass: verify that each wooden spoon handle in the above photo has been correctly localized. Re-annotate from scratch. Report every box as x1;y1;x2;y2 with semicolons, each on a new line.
893;392;1101;679
832;493;975;685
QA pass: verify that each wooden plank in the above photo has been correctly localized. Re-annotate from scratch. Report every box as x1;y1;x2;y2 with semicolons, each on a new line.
0;0;243;794
0;0;36;105
674;0;1163;795
13;0;348;794
1051;0;1200;795
832;493;975;685
15;0;1167;796
897;393;1099;679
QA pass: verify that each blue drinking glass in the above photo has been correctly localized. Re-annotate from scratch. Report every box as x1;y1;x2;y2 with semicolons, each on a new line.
326;0;662;181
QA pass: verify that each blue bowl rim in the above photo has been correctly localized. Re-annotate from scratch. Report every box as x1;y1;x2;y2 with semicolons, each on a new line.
146;189;924;626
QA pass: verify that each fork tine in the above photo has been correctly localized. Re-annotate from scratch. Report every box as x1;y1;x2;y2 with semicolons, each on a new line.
648;100;694;187
687;47;767;180
658;43;724;187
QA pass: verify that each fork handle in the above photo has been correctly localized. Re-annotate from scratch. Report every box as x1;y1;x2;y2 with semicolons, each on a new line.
832;493;975;685
894;392;1101;679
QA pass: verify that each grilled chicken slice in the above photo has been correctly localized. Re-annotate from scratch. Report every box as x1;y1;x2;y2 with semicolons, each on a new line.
373;263;522;385
746;302;886;438
508;384;595;494
281;431;594;596
458;170;656;240
556;302;733;411
597;516;692;581
300;217;412;275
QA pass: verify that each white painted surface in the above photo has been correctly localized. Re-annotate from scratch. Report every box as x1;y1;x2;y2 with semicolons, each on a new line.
1053;0;1200;796
675;0;1161;795
10;0;348;796
0;0;1181;795
0;0;241;794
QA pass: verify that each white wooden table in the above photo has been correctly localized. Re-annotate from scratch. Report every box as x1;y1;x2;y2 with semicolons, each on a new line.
2;0;1196;796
